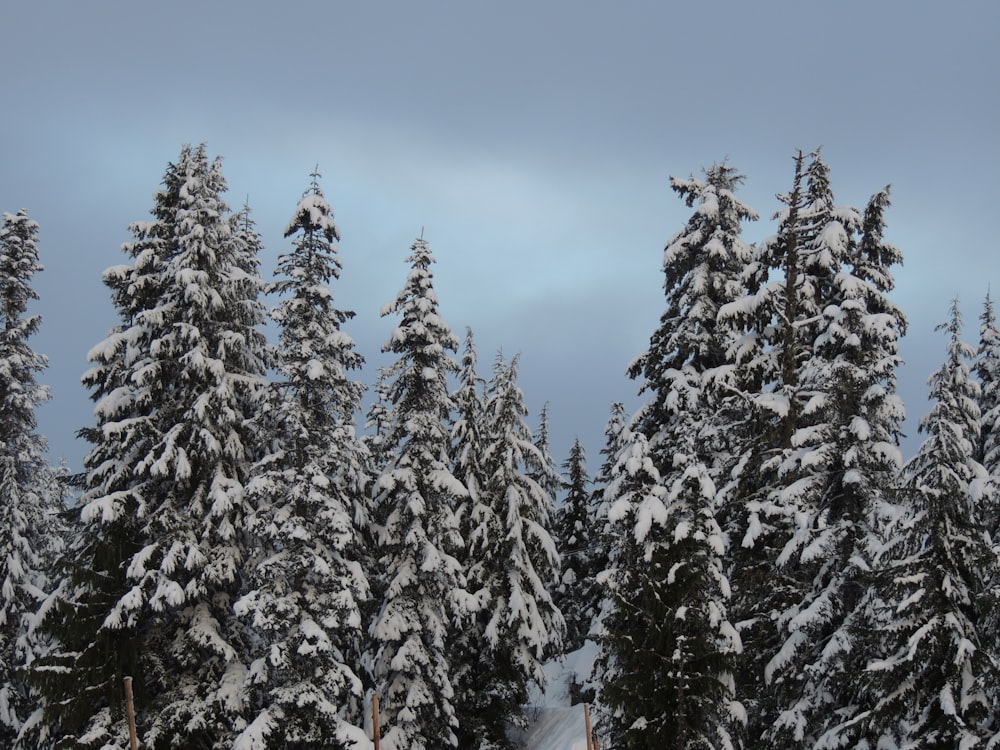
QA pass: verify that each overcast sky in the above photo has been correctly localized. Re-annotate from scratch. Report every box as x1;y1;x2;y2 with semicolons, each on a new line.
1;1;998;474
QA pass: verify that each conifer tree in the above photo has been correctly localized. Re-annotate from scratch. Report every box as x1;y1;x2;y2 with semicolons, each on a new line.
713;153;908;746
233;172;370;748
757;182;906;747
529;402;566;514
456;352;564;750
554;437;595;652
976;294;1000;533
589;401;628;592
449;328;492;748
603;163;754;749
369;237;472;750
842;301;999;747
363;367;394;481
32;145;271;748
601;417;705;748
0;209;53;746
451;328;488;527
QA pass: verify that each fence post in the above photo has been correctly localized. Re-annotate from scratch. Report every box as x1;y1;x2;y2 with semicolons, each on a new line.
584;703;593;750
123;676;138;750
372;693;380;750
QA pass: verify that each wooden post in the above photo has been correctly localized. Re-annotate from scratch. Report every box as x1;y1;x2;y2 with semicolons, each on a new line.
123;676;138;750
372;693;380;750
584;703;593;750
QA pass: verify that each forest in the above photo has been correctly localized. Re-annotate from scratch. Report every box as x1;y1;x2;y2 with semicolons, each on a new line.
1;143;999;749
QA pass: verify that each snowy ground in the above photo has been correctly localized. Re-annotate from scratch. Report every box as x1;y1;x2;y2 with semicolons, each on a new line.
354;640;602;750
510;640;602;750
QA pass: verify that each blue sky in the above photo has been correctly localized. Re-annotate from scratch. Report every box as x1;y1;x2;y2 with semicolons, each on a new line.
1;1;998;472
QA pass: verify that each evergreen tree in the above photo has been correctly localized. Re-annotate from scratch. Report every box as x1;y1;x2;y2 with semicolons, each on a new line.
0;209;53;746
32;145;270;748
528;402;566;519
233;172;370;748
603;163;754;749
449;328;492;748
554;437;595;652
456;352;564;750
843;301;999;747
451;328;489;529
589;401;628;602
976;293;1000;533
368;237;471;750
363;367;393;481
742;174;908;747
713;152;908;746
718;151;817;745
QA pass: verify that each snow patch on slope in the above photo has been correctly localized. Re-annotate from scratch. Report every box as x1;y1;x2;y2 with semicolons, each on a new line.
513;639;601;750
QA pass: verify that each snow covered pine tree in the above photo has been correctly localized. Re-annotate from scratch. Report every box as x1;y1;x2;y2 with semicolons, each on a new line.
553;437;596;653
841;301;999;747
233;171;372;748
0;208;57;747
31;144;271;748
603;163;753;749
454;353;565;750
368;237;473;750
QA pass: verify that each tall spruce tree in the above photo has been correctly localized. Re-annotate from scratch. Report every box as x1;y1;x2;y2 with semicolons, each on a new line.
451;328;489;531
529;402;566;515
0;209;53;746
714;152;902;746
603;163;754;749
368;237;472;750
233;172;371;748
976;294;1000;534
749;174;908;747
842;301;999;747
456;352;564;750
554;437;595;652
32;145;271;748
449;328;487;746
363;367;394;480
589;402;628;595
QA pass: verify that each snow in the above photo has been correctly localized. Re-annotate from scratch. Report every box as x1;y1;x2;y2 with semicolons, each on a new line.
514;641;601;750
514;706;592;750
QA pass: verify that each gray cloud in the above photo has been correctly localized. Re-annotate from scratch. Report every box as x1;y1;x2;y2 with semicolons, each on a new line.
1;0;997;470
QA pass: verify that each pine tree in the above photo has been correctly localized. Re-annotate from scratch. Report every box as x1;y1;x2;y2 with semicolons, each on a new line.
451;328;489;530
449;328;492;748
589;401;628;600
456;352;564;750
603;163;754;749
711;152;907;746
554;437;595;652
233;172;371;749
845;301;999;747
0;209;53;746
529;402;565;515
363;367;394;481
752;177;909;747
976;293;1000;534
601;417;709;748
368;236;471;750
32;145;271;748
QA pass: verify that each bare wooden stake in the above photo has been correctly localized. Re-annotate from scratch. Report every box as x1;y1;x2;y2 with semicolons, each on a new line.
372;693;381;750
584;703;593;750
123;676;138;750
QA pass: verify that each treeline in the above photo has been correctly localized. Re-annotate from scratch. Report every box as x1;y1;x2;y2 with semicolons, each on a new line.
592;153;1000;749
0;144;998;750
1;146;563;750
